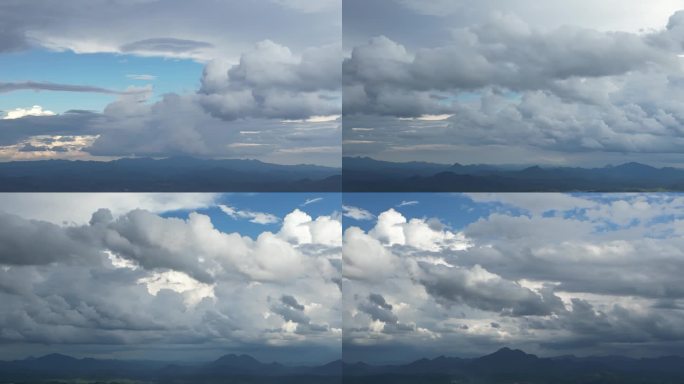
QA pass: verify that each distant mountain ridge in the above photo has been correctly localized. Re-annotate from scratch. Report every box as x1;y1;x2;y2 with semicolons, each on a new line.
0;352;341;383
0;157;341;191
344;347;684;383
343;156;684;191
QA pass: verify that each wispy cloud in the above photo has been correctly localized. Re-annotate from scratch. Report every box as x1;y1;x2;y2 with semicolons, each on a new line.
126;74;157;81
219;204;279;225
342;205;374;221
0;81;145;95
397;200;419;207
301;197;324;206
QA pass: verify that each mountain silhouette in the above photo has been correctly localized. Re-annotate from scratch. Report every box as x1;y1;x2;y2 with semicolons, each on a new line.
343;347;684;383
0;353;342;383
0;157;341;191
343;156;684;191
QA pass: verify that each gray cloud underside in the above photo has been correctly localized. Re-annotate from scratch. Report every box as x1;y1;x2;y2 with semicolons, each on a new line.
343;194;684;360
343;8;684;165
0;207;341;361
0;82;135;95
0;1;341;164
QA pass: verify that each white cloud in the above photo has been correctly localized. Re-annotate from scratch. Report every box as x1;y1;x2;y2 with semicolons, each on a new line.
125;74;156;81
219;204;279;225
0;193;220;224
301;197;324;206
343;205;375;221
0;201;342;360
3;105;55;120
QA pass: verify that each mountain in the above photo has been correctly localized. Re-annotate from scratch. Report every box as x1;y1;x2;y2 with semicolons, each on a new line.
0;157;341;191
343;156;684;191
343;347;684;383
0;353;342;383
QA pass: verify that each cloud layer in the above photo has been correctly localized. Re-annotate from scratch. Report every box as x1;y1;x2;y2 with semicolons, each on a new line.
0;0;341;165
343;1;684;166
0;195;341;362
343;194;684;362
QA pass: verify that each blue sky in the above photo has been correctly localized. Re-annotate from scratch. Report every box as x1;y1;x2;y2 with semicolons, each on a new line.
0;0;341;165
0;50;203;113
343;193;684;233
163;193;341;238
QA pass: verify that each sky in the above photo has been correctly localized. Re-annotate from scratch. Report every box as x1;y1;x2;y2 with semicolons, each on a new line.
0;193;342;363
343;0;684;167
343;193;684;363
0;0;341;166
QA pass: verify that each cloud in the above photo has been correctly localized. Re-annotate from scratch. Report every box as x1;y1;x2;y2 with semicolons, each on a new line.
0;1;341;165
126;74;156;81
199;40;341;121
342;7;684;166
120;37;213;54
219;204;279;225
418;263;557;316
301;197;324;206
278;209;342;246
397;200;418;207
0;193;220;224
2;105;55;120
342;205;374;221
0;201;341;361
271;0;340;13
0;81;142;95
343;195;684;360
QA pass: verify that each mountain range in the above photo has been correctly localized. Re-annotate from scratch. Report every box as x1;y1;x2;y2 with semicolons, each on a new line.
343;347;684;383
0;353;341;383
0;157;341;191
343;157;684;191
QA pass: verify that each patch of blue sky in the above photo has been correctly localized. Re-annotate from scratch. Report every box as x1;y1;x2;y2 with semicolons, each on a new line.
0;49;203;113
344;193;684;234
159;193;342;239
343;193;494;232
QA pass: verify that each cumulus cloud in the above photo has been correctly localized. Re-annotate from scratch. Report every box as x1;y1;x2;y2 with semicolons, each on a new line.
0;199;341;361
0;1;341;165
343;194;684;360
199;40;341;121
2;106;55;120
343;4;684;166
